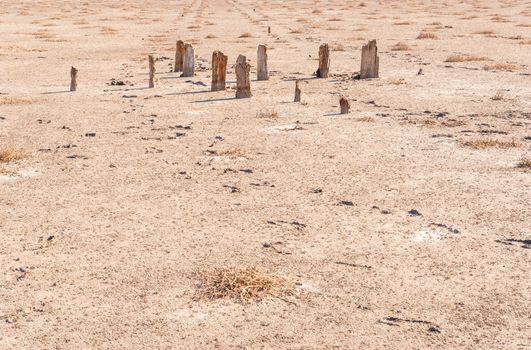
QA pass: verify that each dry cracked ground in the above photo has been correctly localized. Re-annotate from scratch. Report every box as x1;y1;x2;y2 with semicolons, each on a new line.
1;0;530;349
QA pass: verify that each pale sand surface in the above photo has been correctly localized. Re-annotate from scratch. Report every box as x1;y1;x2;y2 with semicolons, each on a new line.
1;0;530;349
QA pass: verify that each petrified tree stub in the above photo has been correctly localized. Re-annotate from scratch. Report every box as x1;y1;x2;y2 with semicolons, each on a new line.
316;43;330;78
211;50;228;91
339;97;350;114
235;54;252;99
70;66;78;92
294;80;301;102
182;44;195;77
360;40;379;79
257;45;268;81
174;40;185;72
148;55;155;88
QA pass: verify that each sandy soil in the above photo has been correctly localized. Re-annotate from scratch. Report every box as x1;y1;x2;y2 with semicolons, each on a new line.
1;0;530;349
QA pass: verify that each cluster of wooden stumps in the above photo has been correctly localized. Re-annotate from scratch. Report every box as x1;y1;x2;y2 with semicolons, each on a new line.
69;39;380;114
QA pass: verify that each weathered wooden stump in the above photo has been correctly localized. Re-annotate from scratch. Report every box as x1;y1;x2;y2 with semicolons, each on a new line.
235;54;252;99
148;55;155;88
211;50;228;91
316;43;330;78
339;97;350;114
360;40;379;79
257;45;268;81
174;40;185;72
294;80;301;102
70;66;78;92
182;44;195;77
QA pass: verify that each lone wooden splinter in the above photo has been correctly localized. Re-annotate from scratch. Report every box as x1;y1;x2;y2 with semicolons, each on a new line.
316;43;330;78
182;44;195;77
360;40;379;79
70;66;78;92
294;80;301;102
257;45;268;81
235;54;252;99
339;97;350;114
148;55;155;88
211;50;228;91
174;40;185;72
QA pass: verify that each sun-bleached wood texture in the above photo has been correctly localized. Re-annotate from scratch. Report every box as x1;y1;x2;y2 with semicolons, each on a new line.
174;40;185;72
182;44;195;77
316;43;330;78
70;66;78;92
211;50;228;91
257;45;268;81
235;54;252;99
360;40;379;79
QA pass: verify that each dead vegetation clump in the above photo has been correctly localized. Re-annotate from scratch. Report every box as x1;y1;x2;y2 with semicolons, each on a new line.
391;41;410;51
417;30;438;39
474;30;496;35
483;63;523;71
461;138;520;149
0;97;32;105
256;109;279;119
516;156;531;169
195;266;295;303
445;54;489;62
238;32;253;38
0;146;28;163
205;34;217;39
217;148;246;159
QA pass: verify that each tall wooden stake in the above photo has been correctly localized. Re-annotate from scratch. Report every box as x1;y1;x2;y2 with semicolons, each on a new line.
235;54;251;99
339;97;350;114
211;50;228;91
70;66;78;92
360;40;379;79
257;45;269;81
317;43;330;78
148;55;155;88
174;40;185;72
182;44;195;77
294;80;301;102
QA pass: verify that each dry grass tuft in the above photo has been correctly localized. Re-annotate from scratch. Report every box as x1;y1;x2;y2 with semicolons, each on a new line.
391;41;410;51
417;30;438;39
238;32;253;38
217;148;246;159
491;90;505;101
389;78;407;85
205;34;217;39
461;138;520;149
474;30;496;35
195;266;295;303
393;21;415;25
516;156;531;169
256;109;279;119
445;54;489;62
0;97;32;105
483;63;523;71
0;146;29;163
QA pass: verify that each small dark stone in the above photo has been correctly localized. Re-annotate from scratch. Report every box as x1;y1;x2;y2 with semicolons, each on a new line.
339;200;354;206
408;209;422;217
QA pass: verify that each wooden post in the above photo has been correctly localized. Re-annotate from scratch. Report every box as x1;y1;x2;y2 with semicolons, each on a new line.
70;66;78;92
317;43;330;78
360;40;379;79
211;50;228;91
174;40;185;72
294;80;301;102
257;45;268;81
235;54;251;99
182;44;195;77
268;26;271;34
339;97;350;114
148;55;155;88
